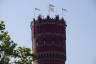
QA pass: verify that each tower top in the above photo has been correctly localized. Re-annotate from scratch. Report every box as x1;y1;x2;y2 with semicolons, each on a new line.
32;15;67;25
30;15;67;30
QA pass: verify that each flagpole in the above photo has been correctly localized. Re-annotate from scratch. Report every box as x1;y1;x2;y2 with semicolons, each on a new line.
62;8;64;18
48;0;50;16
34;9;35;18
48;0;53;16
34;11;35;18
49;10;50;16
48;6;50;16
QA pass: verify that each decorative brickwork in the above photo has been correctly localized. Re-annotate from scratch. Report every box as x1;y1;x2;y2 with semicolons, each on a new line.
31;15;67;64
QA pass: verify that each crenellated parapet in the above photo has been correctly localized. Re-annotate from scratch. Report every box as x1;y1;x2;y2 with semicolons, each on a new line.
31;15;67;27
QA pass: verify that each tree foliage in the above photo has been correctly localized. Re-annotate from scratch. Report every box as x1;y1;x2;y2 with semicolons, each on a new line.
0;21;35;64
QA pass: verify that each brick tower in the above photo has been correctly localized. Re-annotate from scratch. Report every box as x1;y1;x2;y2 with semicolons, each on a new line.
31;15;67;64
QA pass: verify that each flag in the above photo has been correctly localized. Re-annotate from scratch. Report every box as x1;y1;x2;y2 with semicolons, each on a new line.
62;8;67;11
49;4;55;7
48;4;55;12
34;8;41;11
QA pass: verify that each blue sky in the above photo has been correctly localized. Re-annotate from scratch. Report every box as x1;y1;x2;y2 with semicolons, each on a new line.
0;0;96;64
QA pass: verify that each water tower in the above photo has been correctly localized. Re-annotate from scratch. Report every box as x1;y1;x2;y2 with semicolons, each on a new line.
31;15;67;64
